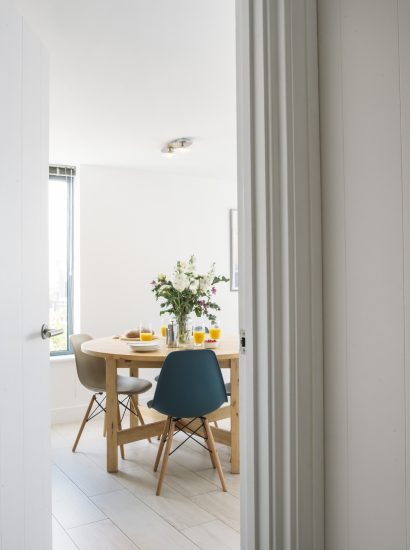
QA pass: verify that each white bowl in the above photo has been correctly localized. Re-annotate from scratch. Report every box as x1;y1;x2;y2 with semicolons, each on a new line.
127;341;159;353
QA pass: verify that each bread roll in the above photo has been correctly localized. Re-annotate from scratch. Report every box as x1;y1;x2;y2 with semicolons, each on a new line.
125;328;155;338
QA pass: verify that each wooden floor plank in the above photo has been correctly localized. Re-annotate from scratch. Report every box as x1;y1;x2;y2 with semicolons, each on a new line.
182;520;241;550
68;519;139;550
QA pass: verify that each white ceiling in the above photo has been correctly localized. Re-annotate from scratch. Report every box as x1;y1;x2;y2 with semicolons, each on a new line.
16;0;237;179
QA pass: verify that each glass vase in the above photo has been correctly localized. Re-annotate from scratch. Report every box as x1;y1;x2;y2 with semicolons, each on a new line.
177;315;192;347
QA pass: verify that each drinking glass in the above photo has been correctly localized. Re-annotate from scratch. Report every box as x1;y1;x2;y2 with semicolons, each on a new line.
160;317;167;338
209;319;221;340
140;323;153;341
193;321;206;347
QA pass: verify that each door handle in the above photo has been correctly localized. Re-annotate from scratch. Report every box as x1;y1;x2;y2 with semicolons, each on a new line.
41;324;64;339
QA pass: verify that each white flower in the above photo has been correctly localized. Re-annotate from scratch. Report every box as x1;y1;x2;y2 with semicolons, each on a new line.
190;279;199;292
158;273;166;281
174;273;189;292
179;261;187;270
198;277;209;292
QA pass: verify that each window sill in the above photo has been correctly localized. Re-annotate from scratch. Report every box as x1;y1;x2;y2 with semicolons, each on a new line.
50;354;75;364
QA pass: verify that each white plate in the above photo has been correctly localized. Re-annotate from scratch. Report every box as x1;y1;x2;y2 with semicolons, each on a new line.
127;341;159;353
204;341;219;349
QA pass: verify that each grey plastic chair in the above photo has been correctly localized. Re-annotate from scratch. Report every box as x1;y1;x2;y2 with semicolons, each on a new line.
70;334;152;456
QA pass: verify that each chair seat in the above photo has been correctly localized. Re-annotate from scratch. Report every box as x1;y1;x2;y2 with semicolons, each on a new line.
86;375;152;395
117;375;152;395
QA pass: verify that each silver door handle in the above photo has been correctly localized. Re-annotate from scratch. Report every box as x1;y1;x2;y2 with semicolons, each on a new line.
41;324;64;339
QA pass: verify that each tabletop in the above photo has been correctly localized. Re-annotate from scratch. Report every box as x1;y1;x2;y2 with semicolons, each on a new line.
81;335;239;363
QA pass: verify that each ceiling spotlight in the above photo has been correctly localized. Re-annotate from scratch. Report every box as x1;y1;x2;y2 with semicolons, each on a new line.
161;138;193;157
178;139;191;153
164;145;174;158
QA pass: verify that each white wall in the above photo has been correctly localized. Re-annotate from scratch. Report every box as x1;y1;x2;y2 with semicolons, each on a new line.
319;1;410;549
51;165;238;423
79;165;238;336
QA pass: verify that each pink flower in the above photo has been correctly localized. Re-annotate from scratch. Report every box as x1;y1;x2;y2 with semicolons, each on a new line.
151;280;156;285
211;287;217;295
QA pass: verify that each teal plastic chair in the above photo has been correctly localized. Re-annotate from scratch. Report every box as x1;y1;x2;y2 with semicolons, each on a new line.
149;349;228;495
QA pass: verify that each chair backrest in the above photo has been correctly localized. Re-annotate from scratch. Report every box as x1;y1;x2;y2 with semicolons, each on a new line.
70;334;106;392
151;349;228;418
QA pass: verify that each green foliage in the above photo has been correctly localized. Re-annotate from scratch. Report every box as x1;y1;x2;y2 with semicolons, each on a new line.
151;255;229;323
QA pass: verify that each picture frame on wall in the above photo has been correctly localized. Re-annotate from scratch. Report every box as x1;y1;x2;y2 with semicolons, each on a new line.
230;209;239;291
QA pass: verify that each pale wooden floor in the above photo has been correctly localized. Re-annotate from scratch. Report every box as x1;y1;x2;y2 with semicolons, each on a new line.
51;410;240;550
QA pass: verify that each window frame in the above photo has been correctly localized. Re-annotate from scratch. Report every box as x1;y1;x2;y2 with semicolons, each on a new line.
49;165;75;356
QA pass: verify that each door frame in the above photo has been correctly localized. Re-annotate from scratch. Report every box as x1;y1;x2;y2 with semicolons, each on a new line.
236;0;324;548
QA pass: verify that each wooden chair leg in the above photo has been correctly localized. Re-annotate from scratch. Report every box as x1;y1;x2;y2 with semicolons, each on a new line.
156;418;175;496
72;395;96;452
130;395;152;443
128;395;139;428
154;417;171;472
204;419;216;469
103;412;107;437
117;400;125;460
204;419;227;492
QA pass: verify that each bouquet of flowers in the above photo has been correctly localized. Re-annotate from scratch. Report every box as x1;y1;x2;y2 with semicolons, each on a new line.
151;255;229;344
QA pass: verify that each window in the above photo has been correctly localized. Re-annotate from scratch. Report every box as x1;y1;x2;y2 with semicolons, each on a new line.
48;165;75;355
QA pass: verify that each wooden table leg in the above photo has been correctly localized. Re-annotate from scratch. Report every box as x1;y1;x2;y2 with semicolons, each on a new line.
230;358;240;473
106;356;118;472
129;366;139;428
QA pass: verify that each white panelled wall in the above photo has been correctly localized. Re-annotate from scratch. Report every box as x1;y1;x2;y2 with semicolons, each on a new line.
51;166;238;423
319;1;410;549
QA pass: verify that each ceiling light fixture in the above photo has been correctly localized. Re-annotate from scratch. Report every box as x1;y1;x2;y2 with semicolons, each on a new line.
161;138;193;157
164;145;175;159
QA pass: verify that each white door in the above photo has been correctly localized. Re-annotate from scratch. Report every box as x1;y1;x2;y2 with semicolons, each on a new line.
0;3;51;549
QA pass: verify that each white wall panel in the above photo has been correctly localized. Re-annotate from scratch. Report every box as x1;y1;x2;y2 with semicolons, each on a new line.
319;0;410;548
319;1;348;548
399;2;410;548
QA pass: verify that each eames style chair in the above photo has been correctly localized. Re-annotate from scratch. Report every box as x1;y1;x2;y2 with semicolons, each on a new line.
70;334;152;457
149;349;228;495
153;376;230;430
154;374;231;396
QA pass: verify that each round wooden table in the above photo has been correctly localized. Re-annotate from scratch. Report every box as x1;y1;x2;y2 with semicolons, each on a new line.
82;336;240;474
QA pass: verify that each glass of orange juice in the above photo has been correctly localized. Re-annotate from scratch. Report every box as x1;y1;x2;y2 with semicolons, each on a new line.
210;320;221;340
140;323;153;341
193;322;206;347
160;317;167;338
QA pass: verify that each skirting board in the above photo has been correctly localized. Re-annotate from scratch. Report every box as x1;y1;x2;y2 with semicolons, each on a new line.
51;404;90;425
